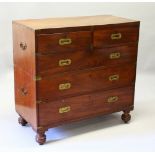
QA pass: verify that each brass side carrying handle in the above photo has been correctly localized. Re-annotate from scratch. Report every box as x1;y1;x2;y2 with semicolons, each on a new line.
59;59;71;67
20;87;28;96
59;38;72;45
20;42;27;50
59;83;71;90
109;74;119;81
59;106;71;113
111;33;122;40
109;52;121;59
107;96;118;103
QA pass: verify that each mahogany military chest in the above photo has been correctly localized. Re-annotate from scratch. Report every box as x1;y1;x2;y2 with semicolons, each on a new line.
12;15;140;145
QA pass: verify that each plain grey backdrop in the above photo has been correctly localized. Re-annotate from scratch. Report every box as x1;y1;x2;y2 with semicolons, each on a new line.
0;2;155;151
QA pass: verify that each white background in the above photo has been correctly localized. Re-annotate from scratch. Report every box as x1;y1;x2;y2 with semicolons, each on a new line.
0;2;155;152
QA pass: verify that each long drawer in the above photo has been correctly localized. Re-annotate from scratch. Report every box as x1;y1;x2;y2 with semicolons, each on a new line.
36;44;138;75
36;64;136;102
38;86;134;126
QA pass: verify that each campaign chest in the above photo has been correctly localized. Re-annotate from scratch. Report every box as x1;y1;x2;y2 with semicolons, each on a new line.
12;15;140;145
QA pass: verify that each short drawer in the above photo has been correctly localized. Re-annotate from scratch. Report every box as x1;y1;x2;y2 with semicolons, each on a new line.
36;64;136;102
36;44;138;75
94;25;139;48
38;86;134;126
37;31;91;53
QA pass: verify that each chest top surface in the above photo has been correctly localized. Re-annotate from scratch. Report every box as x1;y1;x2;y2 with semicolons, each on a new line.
13;15;139;30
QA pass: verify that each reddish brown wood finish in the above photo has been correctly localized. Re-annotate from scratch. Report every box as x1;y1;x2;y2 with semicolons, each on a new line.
38;86;134;127
36;127;46;145
94;25;139;48
18;116;27;126
37;31;91;53
13;15;140;145
36;43;138;75
121;109;131;123
37;64;136;102
13;22;37;130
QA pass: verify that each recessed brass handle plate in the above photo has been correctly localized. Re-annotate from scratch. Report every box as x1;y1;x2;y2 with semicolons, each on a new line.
107;96;119;103
109;52;121;59
59;38;72;45
59;106;71;113
59;83;71;90
109;74;119;81
111;33;122;40
59;59;71;67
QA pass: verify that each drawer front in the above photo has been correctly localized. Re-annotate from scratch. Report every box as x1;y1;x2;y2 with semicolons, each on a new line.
36;64;136;102
94;25;139;48
38;86;134;126
36;44;137;75
37;31;91;53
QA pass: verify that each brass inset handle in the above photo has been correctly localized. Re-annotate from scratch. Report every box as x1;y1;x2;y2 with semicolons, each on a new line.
109;74;119;81
111;33;122;40
20;42;27;50
109;52;121;59
59;59;71;67
20;87;28;96
107;96;118;103
59;38;72;45
59;83;71;90
59;106;71;113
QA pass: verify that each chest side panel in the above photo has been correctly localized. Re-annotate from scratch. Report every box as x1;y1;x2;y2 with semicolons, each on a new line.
13;23;37;130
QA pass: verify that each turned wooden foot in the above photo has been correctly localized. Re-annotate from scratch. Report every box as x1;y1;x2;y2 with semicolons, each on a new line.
121;110;131;123
18;116;27;126
36;127;46;145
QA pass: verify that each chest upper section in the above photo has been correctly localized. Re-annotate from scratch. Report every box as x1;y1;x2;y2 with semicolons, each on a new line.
13;15;140;77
